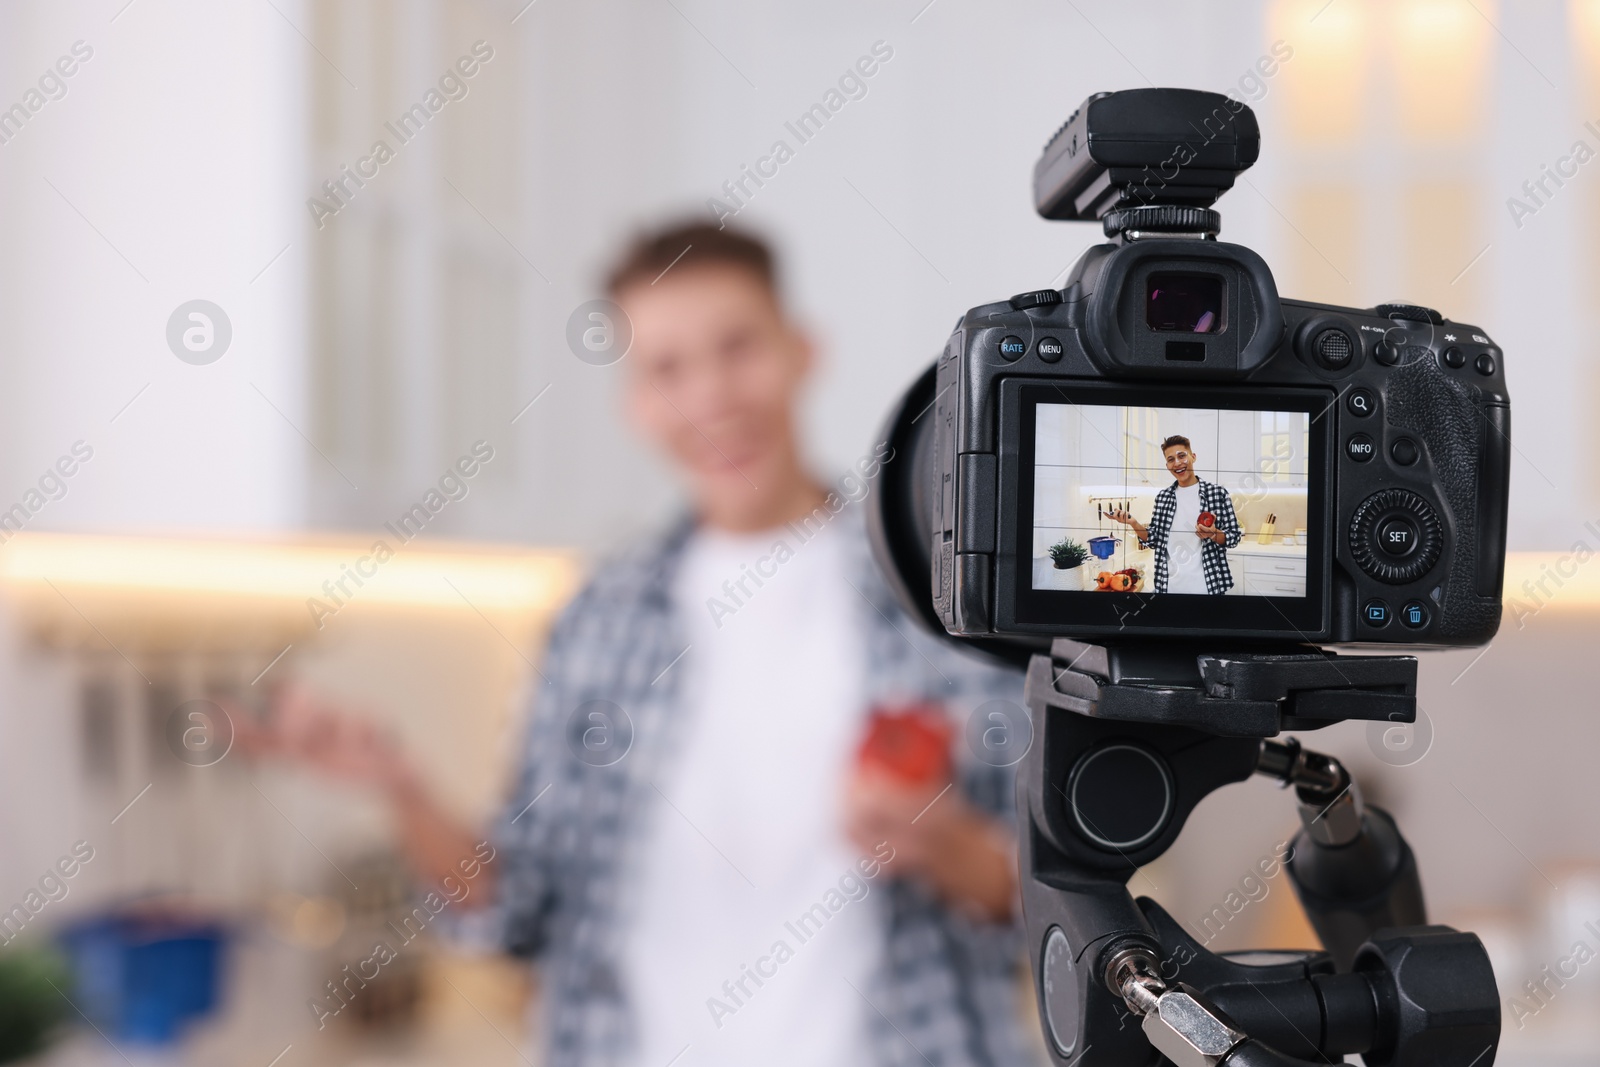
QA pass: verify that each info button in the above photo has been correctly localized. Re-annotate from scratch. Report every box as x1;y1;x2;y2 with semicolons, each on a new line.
1346;433;1376;462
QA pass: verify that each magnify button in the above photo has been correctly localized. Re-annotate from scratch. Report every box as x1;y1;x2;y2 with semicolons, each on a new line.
1347;388;1376;418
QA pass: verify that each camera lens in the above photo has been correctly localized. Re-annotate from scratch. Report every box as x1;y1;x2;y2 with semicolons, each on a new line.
1146;273;1223;333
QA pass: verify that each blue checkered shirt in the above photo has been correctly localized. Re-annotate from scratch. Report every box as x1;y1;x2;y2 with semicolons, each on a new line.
489;508;1039;1066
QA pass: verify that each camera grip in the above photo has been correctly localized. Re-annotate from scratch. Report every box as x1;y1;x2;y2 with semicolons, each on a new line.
1474;400;1511;597
1385;359;1504;639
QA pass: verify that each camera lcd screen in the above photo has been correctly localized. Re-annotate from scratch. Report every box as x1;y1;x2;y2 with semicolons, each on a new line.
1147;273;1223;333
1001;382;1331;637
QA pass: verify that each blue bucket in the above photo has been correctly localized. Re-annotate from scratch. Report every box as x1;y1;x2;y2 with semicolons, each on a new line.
59;912;228;1046
1087;535;1120;560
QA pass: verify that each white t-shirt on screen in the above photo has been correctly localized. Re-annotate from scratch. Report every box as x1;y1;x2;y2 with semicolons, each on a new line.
1166;482;1209;595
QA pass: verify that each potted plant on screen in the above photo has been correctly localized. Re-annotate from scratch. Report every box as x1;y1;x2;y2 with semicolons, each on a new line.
1049;537;1089;570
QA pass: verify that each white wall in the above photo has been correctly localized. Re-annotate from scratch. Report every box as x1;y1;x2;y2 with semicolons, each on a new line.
0;0;309;535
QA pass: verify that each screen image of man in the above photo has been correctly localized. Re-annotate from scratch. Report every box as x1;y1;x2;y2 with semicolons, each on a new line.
1109;435;1242;594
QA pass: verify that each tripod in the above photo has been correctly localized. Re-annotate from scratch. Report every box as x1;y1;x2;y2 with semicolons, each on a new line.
1019;638;1501;1067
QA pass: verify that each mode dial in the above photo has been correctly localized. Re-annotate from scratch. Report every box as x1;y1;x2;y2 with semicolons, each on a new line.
1375;302;1443;325
1009;289;1064;310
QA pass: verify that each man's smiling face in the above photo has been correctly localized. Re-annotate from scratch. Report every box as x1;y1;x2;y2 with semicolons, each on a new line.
1164;444;1198;487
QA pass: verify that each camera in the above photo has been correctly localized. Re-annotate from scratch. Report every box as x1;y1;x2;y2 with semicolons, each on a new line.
870;88;1510;650
868;89;1509;1065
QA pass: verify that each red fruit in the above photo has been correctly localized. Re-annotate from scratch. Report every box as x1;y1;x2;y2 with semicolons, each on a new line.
1198;511;1216;526
857;705;951;786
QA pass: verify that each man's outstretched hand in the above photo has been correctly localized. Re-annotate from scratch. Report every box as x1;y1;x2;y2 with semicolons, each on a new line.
232;686;488;902
234;684;415;794
842;766;1016;922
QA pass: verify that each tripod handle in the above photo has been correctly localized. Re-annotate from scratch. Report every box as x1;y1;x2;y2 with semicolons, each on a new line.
1257;738;1427;970
1289;805;1426;971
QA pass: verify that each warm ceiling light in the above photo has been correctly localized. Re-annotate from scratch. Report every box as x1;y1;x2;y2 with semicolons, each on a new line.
1391;0;1491;140
1271;0;1369;143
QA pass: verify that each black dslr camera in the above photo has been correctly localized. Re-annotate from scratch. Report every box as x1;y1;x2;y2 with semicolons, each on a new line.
870;90;1507;1066
875;88;1509;650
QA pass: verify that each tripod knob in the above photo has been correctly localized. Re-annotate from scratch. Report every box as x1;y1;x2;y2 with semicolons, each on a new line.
1355;926;1501;1066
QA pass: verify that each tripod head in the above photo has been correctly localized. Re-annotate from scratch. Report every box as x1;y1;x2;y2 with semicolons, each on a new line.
1017;638;1500;1066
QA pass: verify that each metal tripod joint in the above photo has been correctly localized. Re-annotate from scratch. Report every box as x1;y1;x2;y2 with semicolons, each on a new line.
1103;946;1246;1067
1257;737;1364;847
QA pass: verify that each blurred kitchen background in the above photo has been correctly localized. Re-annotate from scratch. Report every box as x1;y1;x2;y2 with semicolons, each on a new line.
0;0;1597;1063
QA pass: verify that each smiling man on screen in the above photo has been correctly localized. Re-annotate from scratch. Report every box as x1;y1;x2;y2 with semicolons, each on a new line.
1111;435;1242;594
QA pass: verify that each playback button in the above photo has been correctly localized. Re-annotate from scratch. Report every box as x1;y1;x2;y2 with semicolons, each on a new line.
1363;599;1391;628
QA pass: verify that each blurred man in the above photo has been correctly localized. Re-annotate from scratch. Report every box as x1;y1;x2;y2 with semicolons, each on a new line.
1111;435;1241;594
257;222;1032;1067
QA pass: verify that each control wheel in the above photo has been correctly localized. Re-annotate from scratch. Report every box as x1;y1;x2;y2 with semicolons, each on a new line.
1349;489;1443;584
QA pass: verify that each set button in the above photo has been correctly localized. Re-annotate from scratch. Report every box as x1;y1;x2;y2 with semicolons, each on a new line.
1378;516;1420;557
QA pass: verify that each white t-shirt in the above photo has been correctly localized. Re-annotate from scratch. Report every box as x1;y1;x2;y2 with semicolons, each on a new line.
1166;482;1209;594
620;520;879;1067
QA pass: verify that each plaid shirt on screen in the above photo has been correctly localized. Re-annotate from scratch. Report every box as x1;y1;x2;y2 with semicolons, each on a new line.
1143;478;1242;594
488;507;1038;1067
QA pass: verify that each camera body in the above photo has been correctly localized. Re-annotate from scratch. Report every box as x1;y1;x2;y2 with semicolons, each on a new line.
868;88;1511;1067
917;90;1510;647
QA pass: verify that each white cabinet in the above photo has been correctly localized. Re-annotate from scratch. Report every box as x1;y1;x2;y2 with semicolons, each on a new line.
1234;549;1306;597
